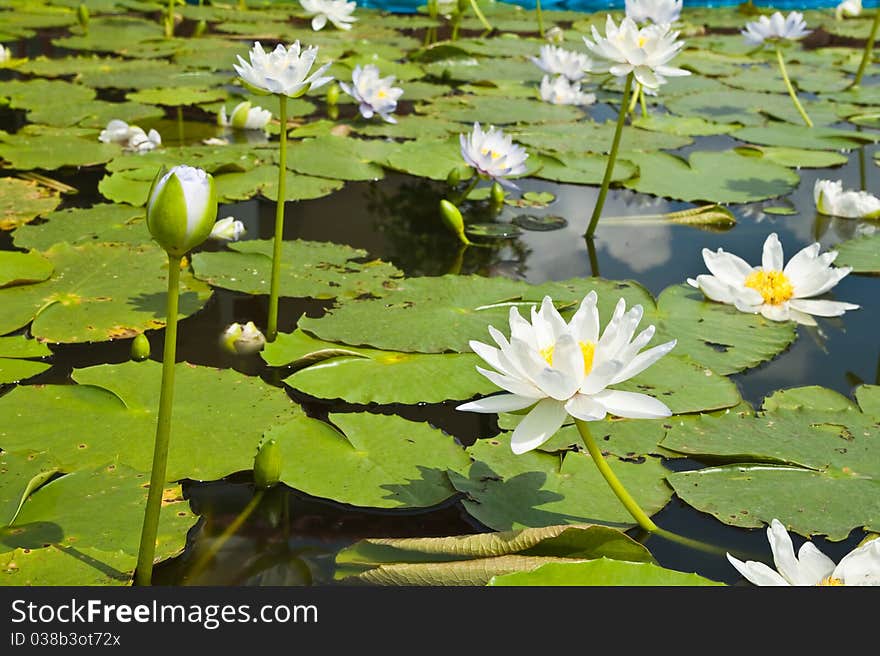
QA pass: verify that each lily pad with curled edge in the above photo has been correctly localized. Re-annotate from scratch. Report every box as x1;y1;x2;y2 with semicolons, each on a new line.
0;464;195;586
0;451;59;527
488;558;725;586
732;145;848;169
282;136;385;182
12;203;147;251
449;434;673;531
732;124;878;151
0;128;119;171
631;114;739;137
532;153;638;185
834;232;880;274
297;275;656;354
213;166;345;203
261;329;496;404
648;284;797;376
0;335;52;384
507;191;555;209
417;94;584;125
0;250;53;287
191;239;402;301
126;86;228;107
265;411;471;509
0;242;212;342
661;386;880;540
334;524;653;585
0;360;301;482
511;121;691;155
623;151;800;204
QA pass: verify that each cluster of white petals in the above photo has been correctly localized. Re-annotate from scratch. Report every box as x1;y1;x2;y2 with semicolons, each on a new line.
582;15;690;90
814;179;880;219
539;75;597;106
300;0;357;31
457;293;676;454
836;0;862;19
339;64;404;123
0;44;10;63
687;232;858;326
221;321;266;355
625;0;683;26
742;11;811;46
529;44;591;82
209;216;246;242
459;122;529;189
728;519;880;586
98;119;161;153
218;101;273;130
234;41;333;98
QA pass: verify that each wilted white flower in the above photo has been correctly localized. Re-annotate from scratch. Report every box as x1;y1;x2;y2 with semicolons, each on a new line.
540;75;597;106
218;101;272;130
836;0;862;19
98;119;133;145
742;11;811;46
99;119;161;153
146;165;218;257
300;0;357;31
459;122;529;190
728;519;880;586
221;321;266;355
209;216;246;242
814;179;880;219
530;44;591;82
545;26;565;44
234;41;333;98
338;64;403;123
457;293;676;454
583;15;690;90
625;0;683;25
687;232;859;326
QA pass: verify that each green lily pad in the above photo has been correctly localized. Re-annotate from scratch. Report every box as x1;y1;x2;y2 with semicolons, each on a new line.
834;232;880;274
376;137;474;181
512;121;691;155
631;114;740;137
662;386;880;539
265;411;472;509
732;145;849;168
126;86;228;107
0;360;302;482
0;242;212;342
488;558;725;586
0;334;53;384
450;434;673;531
262;329;497;404
1;464;194;586
1;177;62;231
284;136;385;182
0;128;119;171
623;151;800;204
732;124;878;151
0;249;53;287
192;239;402;301
418;94;584;124
213;166;345;203
0;451;60;527
352;114;464;140
12;203;148;251
0;78;95;113
533;153;638;185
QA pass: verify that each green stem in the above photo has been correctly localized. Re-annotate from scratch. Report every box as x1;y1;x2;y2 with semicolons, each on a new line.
859;146;867;191
451;13;461;41
639;86;648;117
585;237;599;277
575;419;658;533
535;0;544;37
165;0;174;38
135;253;182;586
775;46;812;128
627;81;640;115
185;490;264;584
585;71;633;238
468;0;493;33
176;106;184;145
851;7;880;88
266;94;287;343
457;175;480;204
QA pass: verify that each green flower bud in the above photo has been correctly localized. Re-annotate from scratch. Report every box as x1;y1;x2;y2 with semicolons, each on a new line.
77;3;89;30
490;181;505;205
145;165;218;257
131;333;151;362
193;19;207;38
446;167;461;187
439;199;471;246
253;438;282;489
327;104;339;120
427;0;439;19
326;82;340;106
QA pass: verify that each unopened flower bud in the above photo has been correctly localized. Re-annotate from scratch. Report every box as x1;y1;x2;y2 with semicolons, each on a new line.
439;199;471;246
77;3;90;31
193;19;207;38
145;165;218;257
490;181;505;205
253;438;282;489
221;321;266;355
131;333;151;361
446;167;461;187
209;216;246;242
326;82;340;106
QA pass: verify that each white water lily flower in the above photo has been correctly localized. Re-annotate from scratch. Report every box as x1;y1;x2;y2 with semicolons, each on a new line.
98;119;133;145
339;64;404;124
300;0;357;31
146;165;218;257
218;101;272;130
687;232;859;327
0;44;11;63
625;0;682;26
836;0;862;19
127;127;162;153
742;11;811;46
814;179;880;219
209;216;246;242
221;321;267;355
540;75;597;106
459;122;529;190
457;293;676;455
728;519;880;586
234;41;333;98
530;44;591;82
582;15;690;90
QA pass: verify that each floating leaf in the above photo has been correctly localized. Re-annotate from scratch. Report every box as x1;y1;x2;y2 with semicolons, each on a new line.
834;233;880;274
488;558;725;586
511;214;568;231
214;166;345;203
0;128;119;171
284;136;385;182
418;94;584;124
512;121;691;155
0;334;52;383
732;145;849;169
0;177;62;230
533;153;638;185
0;451;59;527
0;250;53;287
12;203;148;251
126;86;228;107
732;124;877;151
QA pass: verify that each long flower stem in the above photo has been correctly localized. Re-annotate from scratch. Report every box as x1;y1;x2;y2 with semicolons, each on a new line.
135;253;182;586
468;0;493;33
266;94;288;343
176;106;184;144
535;0;544;37
575;419;658;533
851;7;880;88
639;86;648;117
585;71;633;238
165;0;174;38
775;46;812;128
627;81;640;114
456;175;480;205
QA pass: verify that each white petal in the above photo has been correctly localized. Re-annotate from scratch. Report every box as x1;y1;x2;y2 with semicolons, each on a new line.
767;519;807;585
762;233;784;271
787;298;859;317
564;393;607;421
510;398;569;454
727;553;791;586
456;393;538;414
692;274;737;305
759;304;791;322
591;389;672;419
475;366;544;399
795;542;837;584
833;538;880;585
610;338;676;384
702;248;753;286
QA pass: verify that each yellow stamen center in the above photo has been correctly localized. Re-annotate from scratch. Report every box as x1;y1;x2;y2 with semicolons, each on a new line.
817;576;844;586
540;341;596;375
377;89;387;99
744;269;794;306
481;148;502;160
638;35;647;48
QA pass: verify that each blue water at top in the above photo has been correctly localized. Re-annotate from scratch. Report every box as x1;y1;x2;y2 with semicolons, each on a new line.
362;1;845;14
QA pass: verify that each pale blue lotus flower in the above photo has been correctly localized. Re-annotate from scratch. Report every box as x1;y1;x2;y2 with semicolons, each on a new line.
459;122;529;190
339;64;403;123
